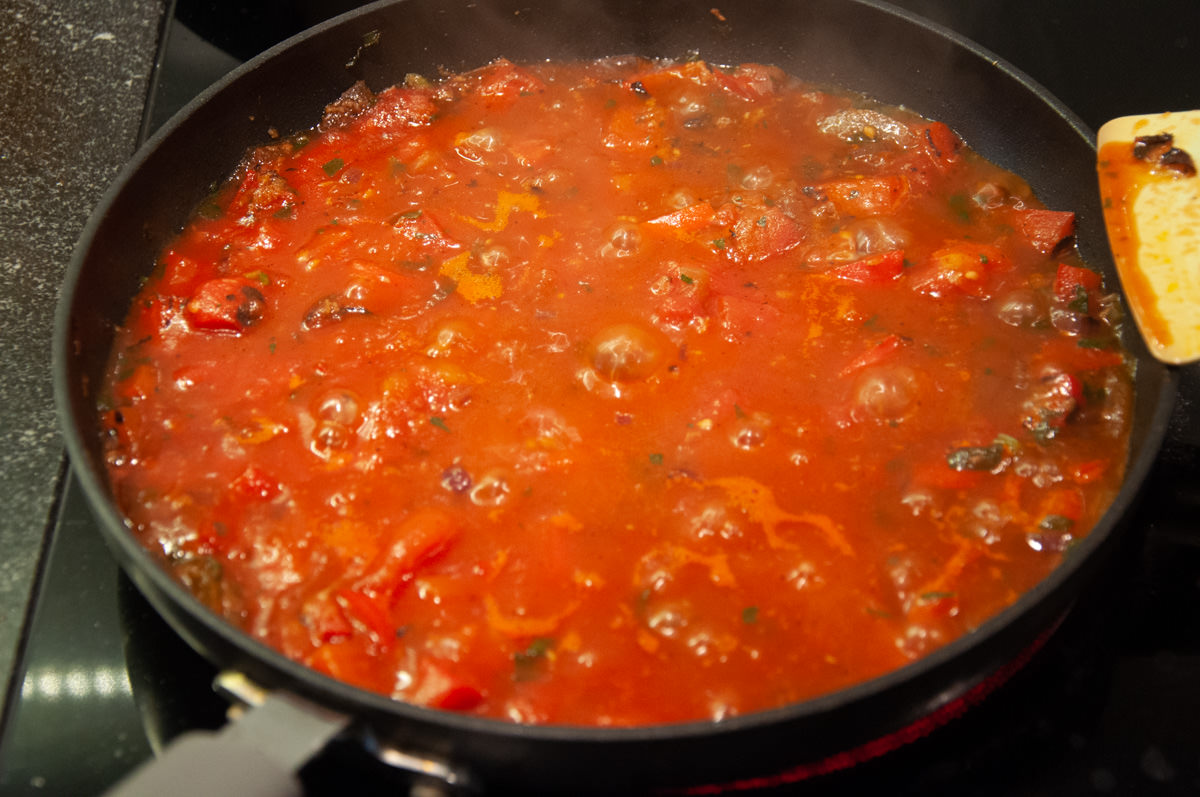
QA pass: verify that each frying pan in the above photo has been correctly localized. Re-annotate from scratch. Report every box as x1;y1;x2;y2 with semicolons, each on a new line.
54;0;1178;793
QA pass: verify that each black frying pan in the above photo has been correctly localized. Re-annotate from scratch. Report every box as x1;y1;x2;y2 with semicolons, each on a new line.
54;0;1178;793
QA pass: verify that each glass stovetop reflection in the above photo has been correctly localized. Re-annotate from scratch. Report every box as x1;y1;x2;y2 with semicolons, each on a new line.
2;1;1199;794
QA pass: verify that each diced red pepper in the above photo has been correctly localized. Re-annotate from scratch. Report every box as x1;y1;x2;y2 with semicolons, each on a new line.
334;587;396;646
828;250;906;285
1053;262;1104;314
185;278;266;332
433;684;486;711
412;662;485;711
729;207;806;263
922;121;962;164
840;332;907;377
647;201;718;232
1020;209;1076;254
821;176;908;217
358;507;460;602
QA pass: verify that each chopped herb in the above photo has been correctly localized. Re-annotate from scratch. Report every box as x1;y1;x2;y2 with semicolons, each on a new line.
273;204;295;219
948;193;971;223
398;208;423;219
734;404;746;419
430;416;451;433
322;157;345;176
741;606;759;624
514;636;555;681
920;591;957;602
711;238;727;250
756;216;768;227
678;273;695;285
268;337;277;354
650;155;664;166
244;270;271;286
648;452;664;466
605;98;617;109
979;254;989;264
866;607;892;619
1068;285;1090;313
1077;338;1112;350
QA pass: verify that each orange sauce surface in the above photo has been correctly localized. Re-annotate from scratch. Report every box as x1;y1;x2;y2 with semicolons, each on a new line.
101;58;1132;725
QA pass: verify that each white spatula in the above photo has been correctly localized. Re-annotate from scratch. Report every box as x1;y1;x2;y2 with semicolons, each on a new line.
1096;110;1200;364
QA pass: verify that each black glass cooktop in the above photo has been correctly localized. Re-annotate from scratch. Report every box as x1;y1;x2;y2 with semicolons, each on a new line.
2;1;1198;794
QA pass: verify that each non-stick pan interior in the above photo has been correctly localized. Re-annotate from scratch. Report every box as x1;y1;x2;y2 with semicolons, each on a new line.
54;0;1176;791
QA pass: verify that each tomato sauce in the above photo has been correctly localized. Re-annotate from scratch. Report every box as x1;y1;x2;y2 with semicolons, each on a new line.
101;58;1133;725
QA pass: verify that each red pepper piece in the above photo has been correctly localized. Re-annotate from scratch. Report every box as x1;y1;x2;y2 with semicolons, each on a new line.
1053;262;1103;314
357;507;460;602
840;332;907;377
1020;209;1076;254
185;278;266;332
829;250;906;285
334;588;396;647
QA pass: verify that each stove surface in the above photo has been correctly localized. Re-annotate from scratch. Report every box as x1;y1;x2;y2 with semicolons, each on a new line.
2;1;1198;794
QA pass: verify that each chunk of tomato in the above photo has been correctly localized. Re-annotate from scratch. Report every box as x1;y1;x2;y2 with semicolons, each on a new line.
828;250;906;285
821;176;908;217
185;278;266;332
729;207;806;263
1020;209;1076;254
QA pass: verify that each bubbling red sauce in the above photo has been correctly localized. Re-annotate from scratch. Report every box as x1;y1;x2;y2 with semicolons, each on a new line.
101;57;1132;725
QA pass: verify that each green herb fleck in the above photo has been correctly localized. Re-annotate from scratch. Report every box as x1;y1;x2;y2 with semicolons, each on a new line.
756;216;768;227
1068;285;1090;313
268;337;277;354
679;273;695;285
650;155;664;166
322;157;345;176
948;193;971;223
244;270;270;286
711;238;727;250
648;452;664;466
430;416;451;433
398;208;423;220
920;591;957;602
1077;338;1112;350
514;637;555;681
741;606;759;624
